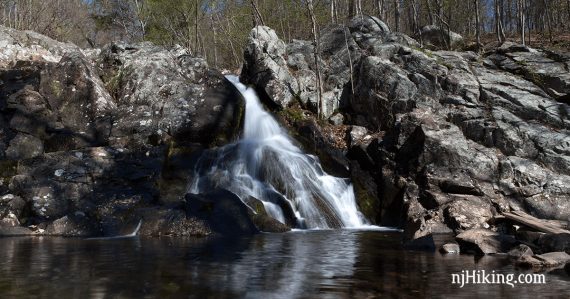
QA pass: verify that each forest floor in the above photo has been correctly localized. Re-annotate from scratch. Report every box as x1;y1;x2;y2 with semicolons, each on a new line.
469;31;570;52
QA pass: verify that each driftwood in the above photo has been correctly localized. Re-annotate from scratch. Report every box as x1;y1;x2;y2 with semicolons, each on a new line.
502;211;570;234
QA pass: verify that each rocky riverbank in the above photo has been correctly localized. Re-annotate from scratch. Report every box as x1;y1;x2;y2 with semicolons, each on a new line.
240;16;570;269
0;25;246;237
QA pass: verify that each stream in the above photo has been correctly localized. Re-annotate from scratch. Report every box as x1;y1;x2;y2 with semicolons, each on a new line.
1;230;569;298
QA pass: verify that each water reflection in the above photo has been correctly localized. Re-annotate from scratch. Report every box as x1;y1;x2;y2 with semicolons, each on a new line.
0;231;568;298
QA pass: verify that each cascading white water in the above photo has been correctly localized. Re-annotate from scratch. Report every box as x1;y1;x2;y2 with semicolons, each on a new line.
189;75;367;229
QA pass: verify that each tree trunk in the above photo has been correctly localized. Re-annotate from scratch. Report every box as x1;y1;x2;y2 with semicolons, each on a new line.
394;0;400;32
495;0;504;43
306;0;323;119
474;0;482;48
195;0;199;54
331;0;337;23
544;0;553;43
251;0;265;26
518;0;525;45
426;0;434;25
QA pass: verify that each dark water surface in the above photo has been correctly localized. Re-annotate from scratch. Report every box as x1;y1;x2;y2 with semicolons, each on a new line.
0;230;568;298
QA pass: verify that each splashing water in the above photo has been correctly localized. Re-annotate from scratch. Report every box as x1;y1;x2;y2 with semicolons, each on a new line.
188;75;367;229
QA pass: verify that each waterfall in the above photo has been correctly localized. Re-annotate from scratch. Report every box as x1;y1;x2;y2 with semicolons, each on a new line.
189;75;367;229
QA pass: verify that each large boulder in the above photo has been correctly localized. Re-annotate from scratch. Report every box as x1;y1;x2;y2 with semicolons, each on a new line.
0;26;245;237
241;26;298;109
418;25;464;49
185;189;259;236
99;42;244;148
242;15;395;118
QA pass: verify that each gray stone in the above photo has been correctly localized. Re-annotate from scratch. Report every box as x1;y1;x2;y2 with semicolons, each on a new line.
517;252;570;270
456;229;517;254
328;113;344;126
440;243;460;254
5;133;43;160
418;25;464;49
508;244;534;258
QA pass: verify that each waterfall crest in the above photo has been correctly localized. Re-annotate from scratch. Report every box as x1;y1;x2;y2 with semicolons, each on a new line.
189;75;367;229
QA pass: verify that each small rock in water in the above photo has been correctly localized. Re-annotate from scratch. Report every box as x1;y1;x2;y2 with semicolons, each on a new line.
517;252;570;270
507;244;534;259
440;243;460;254
54;169;64;177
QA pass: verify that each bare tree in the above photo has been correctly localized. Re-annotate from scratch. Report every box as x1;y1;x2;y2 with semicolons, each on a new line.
394;0;400;32
306;0;323;119
495;0;506;43
475;0;482;48
518;0;525;45
330;0;339;24
251;0;265;26
543;0;553;43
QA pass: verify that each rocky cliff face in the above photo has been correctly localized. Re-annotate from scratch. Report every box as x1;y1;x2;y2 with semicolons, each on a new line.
240;16;570;246
0;25;246;237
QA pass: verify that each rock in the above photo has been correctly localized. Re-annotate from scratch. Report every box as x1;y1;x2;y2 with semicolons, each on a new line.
242;17;365;118
0;226;34;236
440;243;460;254
240;26;298;108
537;233;570;253
0;25;79;66
185;189;259;236
349;125;367;146
134;207;212;237
508;244;534;259
350;161;381;223
243;196;290;233
99;42;245;147
348;15;391;49
241;17;570;241
444;197;494;231
456;229;517;254
418;25;464;49
45;214;100;237
517;252;570;270
0;25;245;236
5;133;43;159
328;113;344;126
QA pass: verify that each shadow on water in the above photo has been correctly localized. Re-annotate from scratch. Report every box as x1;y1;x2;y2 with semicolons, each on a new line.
0;230;569;298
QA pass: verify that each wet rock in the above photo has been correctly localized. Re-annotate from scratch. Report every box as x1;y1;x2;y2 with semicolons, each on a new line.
440;243;460;254
185;189;259;236
456;229;517;254
0;226;34;236
243;196;290;233
135;207;212;237
517;252;570;270
537;233;570;253
45;213;100;237
350;161;381;223
508;244;534;259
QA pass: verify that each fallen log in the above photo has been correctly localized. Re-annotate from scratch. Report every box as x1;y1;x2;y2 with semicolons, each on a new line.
502;211;570;235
